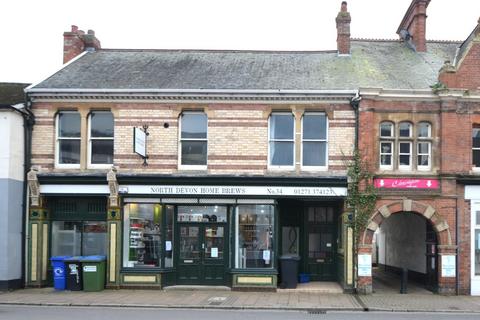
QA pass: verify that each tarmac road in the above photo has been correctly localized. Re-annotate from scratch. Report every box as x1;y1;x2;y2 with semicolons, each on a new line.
0;305;480;320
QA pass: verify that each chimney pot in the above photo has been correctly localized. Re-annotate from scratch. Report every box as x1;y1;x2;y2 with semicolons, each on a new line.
71;25;78;33
88;29;95;35
341;1;347;12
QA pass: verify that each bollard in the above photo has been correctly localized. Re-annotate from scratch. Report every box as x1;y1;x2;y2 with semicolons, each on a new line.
400;267;408;294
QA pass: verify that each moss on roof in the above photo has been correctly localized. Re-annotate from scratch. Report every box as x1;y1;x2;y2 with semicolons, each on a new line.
0;83;29;105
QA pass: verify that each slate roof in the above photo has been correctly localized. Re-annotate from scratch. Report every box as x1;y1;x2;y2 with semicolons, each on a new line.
0;83;29;104
31;40;460;92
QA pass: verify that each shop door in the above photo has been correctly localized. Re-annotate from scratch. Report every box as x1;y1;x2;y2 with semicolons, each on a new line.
305;206;336;281
177;224;226;285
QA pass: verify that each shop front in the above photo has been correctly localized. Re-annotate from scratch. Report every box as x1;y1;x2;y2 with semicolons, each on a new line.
465;185;480;296
30;175;350;291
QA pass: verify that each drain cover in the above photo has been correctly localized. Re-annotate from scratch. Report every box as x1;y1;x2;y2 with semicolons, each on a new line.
208;296;227;305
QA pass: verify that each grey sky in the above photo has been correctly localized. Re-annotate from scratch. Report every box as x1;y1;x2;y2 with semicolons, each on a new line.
1;0;479;84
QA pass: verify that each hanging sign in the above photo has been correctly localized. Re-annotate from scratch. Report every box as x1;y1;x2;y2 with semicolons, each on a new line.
358;254;372;276
133;127;147;158
441;255;456;277
374;178;439;189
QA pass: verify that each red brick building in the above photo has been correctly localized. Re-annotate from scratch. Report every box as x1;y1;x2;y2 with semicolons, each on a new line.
356;1;480;295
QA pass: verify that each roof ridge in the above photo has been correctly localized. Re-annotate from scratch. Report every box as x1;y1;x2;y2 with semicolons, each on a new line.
351;38;400;42
98;48;338;54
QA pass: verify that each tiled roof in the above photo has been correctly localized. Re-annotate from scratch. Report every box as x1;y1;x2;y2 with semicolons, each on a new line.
0;83;29;105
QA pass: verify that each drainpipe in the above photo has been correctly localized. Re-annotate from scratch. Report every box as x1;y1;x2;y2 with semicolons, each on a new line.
20;98;35;288
455;198;459;295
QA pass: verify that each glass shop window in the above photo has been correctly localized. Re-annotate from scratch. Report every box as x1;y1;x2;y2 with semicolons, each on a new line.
123;203;162;268
235;205;275;269
51;221;107;256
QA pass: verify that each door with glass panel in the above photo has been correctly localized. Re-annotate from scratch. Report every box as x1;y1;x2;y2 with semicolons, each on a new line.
305;206;337;281
176;206;228;285
472;202;480;295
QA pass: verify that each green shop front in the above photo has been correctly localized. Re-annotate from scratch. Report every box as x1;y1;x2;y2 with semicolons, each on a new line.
28;175;353;291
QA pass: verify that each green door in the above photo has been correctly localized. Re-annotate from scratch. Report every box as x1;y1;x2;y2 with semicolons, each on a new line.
177;223;227;285
305;206;337;281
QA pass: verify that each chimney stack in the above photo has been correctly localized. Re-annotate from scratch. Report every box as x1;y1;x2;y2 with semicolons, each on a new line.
336;1;351;55
63;25;101;64
397;0;430;52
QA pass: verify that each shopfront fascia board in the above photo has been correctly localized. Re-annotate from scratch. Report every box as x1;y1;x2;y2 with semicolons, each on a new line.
40;184;110;194
118;185;347;197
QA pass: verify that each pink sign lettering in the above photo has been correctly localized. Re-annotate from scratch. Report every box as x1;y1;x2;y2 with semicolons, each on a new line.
374;178;439;189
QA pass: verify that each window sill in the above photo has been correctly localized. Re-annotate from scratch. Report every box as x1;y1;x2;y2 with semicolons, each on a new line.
267;166;295;171
179;165;208;171
301;166;328;172
55;164;81;169
87;164;113;170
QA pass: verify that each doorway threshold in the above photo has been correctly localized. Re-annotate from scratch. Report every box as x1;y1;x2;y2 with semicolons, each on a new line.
164;285;231;291
277;281;343;293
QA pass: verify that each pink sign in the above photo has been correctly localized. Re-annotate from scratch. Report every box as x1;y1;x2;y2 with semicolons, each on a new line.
374;178;439;189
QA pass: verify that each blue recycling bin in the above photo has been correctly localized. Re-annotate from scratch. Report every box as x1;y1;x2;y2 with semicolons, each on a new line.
50;256;71;290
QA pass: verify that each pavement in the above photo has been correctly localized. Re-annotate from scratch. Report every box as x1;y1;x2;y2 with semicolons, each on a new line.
1;288;480;313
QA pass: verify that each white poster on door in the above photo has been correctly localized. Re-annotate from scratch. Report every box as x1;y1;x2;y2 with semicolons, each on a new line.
358;254;372;277
211;247;218;258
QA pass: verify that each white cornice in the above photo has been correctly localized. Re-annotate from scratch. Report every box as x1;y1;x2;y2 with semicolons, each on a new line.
26;89;357;104
359;88;439;101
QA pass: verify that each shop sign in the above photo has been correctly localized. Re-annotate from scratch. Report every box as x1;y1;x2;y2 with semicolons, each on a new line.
119;185;347;197
358;254;372;277
374;178;439;189
441;255;456;277
133;127;147;157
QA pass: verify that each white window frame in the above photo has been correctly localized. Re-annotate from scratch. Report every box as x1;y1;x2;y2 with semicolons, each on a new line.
473;127;480;171
379;141;393;170
87;111;114;169
398;141;412;171
417;141;431;171
301;112;328;171
380;121;394;138
178;111;208;170
399;121;412;138
268;112;295;170
55;111;81;169
471;200;480;295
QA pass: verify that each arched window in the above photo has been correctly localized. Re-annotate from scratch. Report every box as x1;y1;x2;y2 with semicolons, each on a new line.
417;122;432;170
379;122;394;169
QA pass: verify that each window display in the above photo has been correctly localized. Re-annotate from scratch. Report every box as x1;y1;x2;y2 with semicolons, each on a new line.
123;203;162;268
235;205;274;268
177;206;227;223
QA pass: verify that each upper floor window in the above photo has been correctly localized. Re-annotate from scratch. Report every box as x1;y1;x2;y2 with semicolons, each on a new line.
56;111;81;168
269;113;294;168
302;113;327;168
417;122;431;170
379;121;431;171
180;112;207;168
473;127;480;169
88;111;114;167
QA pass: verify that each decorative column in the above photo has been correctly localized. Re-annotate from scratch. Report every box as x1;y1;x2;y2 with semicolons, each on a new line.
106;167;122;288
26;168;50;287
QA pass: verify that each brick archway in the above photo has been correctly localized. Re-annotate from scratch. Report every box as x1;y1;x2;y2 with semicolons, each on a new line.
361;199;452;247
357;199;456;294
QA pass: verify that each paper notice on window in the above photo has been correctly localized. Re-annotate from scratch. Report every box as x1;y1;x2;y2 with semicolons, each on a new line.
211;247;218;258
263;250;271;261
165;241;172;251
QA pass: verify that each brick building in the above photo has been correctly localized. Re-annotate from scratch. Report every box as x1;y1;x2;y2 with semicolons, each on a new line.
23;1;480;294
356;1;480;295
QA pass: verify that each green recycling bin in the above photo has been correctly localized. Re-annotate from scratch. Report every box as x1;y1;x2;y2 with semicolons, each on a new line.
80;255;106;292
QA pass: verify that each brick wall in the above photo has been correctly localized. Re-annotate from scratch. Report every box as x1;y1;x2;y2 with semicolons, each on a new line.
30;101;355;176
